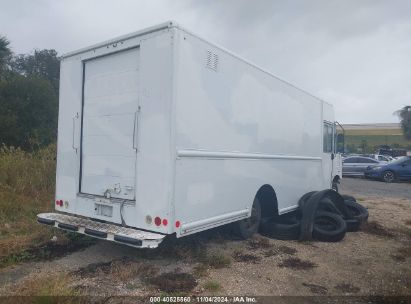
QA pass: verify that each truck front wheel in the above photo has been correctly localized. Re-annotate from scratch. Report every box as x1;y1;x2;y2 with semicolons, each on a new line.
332;182;339;192
234;198;261;239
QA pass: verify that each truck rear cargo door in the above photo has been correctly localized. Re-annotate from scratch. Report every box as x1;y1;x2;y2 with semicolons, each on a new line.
80;48;139;200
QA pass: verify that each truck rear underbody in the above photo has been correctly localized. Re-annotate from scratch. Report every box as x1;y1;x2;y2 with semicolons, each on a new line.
37;213;165;248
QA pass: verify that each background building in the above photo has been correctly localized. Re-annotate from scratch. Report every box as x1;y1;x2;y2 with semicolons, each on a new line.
341;123;410;153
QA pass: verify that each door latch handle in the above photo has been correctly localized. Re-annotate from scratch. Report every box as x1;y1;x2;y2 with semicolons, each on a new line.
72;112;79;152
133;107;141;151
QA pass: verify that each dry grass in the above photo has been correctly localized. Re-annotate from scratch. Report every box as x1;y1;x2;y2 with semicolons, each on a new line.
277;245;298;255
232;250;261;263
203;280;221;292
334;282;361;294
148;271;197;293
362;221;395;238
0;145;61;265
9;273;77;296
263;245;297;257
302;282;328;295
165;238;207;261
203;252;232;269
109;260;158;282
193;263;209;277
110;260;142;281
278;257;317;270
0;233;94;268
396;226;411;239
391;246;411;262
136;263;159;279
0;144;56;196
247;236;272;249
73;258;158;282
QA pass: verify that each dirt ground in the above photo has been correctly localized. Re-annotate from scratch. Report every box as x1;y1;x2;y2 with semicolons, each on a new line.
340;176;411;199
0;180;410;299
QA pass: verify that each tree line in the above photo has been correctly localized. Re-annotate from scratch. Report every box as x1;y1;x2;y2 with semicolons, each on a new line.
395;106;411;141
0;35;410;152
0;36;59;150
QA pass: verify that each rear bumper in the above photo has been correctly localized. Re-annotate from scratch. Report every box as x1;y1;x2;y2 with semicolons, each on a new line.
37;213;165;248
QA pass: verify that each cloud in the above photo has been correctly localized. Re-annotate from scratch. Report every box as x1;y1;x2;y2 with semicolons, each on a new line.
1;0;410;123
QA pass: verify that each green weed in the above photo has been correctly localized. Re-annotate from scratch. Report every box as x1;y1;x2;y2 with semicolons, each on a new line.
203;280;221;292
203;252;232;269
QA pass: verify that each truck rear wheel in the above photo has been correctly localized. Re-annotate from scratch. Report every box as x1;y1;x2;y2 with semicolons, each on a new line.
259;214;300;240
234;198;261;239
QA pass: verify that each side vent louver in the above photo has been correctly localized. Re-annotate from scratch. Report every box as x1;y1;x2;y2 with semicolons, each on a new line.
206;50;219;72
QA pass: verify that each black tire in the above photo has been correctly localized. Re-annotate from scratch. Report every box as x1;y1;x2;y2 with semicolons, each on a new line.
298;191;318;209
345;200;369;222
345;218;362;232
318;198;362;232
341;194;356;203
259;214;300;240
312;211;347;242
234;197;261;239
382;170;396;183
317;198;343;216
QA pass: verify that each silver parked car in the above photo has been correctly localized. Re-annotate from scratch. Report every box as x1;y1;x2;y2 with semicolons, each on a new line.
342;156;381;176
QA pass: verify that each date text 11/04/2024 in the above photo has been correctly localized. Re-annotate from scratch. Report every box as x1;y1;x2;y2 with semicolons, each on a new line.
149;296;257;303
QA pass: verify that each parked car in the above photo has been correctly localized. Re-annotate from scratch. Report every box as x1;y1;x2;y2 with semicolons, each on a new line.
373;154;392;163
364;156;411;182
375;154;394;163
377;146;407;158
342;156;381;176
359;154;392;163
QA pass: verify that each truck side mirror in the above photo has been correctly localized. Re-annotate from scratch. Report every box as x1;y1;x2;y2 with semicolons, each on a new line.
331;153;335;160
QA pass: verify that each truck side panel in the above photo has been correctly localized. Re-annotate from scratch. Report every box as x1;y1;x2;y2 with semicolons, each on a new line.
173;28;324;236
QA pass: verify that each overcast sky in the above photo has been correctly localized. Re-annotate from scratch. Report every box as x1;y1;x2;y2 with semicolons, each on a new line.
1;0;410;124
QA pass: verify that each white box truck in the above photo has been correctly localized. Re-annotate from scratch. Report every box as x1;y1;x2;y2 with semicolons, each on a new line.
37;22;342;248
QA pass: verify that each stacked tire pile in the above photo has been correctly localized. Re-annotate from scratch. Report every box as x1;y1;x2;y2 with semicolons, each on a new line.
260;190;369;242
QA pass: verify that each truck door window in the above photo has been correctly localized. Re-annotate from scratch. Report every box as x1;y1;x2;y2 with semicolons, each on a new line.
323;123;333;153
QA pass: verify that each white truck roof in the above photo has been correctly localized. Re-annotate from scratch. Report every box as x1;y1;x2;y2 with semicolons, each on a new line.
62;20;331;107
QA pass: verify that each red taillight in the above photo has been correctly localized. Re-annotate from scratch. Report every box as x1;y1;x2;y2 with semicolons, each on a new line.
162;219;168;226
154;217;161;226
175;220;181;228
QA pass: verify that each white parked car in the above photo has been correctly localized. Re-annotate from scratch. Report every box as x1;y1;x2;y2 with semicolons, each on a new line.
373;155;393;163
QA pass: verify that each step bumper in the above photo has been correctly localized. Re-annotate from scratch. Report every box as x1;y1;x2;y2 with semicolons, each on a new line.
37;212;165;248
